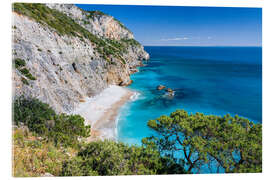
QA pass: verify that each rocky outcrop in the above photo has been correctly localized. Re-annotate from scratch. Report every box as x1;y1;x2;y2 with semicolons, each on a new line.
12;3;149;113
46;4;134;40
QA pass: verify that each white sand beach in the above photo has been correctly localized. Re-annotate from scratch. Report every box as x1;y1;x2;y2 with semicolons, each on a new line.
73;85;134;141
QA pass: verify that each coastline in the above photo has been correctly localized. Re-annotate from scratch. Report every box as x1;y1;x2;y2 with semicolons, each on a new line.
73;85;134;141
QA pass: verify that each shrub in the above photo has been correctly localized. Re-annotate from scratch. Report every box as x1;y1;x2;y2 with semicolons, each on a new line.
15;58;26;68
49;114;91;148
13;96;91;148
18;67;36;80
61;140;184;176
13;128;73;177
21;77;29;85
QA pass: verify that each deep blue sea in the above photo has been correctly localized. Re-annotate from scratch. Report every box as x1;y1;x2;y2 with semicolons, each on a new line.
117;46;262;146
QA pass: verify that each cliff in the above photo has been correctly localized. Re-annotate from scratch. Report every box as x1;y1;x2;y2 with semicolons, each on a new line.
12;3;149;113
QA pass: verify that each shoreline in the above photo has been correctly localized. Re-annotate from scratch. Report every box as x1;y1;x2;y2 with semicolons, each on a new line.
73;85;134;141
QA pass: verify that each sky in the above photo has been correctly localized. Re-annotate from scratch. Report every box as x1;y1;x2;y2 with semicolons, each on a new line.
76;4;262;47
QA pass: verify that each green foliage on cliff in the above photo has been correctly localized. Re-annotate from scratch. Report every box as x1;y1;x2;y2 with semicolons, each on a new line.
61;140;185;176
14;58;36;82
12;3;140;64
86;10;106;19
121;38;141;47
145;109;262;173
15;58;26;68
19;68;36;80
13;3;102;45
13;97;91;148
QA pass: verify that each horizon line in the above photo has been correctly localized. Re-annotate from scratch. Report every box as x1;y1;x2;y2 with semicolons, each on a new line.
142;45;262;47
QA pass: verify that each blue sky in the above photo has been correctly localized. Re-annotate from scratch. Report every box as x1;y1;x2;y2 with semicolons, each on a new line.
76;4;262;47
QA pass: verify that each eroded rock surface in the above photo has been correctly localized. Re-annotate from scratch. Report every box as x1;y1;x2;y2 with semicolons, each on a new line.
12;3;149;113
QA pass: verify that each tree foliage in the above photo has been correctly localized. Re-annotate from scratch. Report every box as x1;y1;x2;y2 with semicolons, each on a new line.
146;109;262;173
61;140;185;176
13;96;91;148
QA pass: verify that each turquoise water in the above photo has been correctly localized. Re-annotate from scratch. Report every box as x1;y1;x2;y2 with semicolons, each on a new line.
117;46;262;145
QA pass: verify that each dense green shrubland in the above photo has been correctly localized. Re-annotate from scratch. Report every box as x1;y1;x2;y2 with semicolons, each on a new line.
13;97;261;176
13;97;91;148
61;140;184;176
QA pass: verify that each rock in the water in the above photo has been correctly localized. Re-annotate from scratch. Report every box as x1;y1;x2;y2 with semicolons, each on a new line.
157;85;166;90
166;88;173;92
166;88;175;97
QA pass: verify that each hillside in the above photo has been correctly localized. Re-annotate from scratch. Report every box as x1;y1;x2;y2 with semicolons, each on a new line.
12;3;149;113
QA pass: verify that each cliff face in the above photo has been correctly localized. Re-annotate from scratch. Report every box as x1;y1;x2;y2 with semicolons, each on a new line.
12;3;149;113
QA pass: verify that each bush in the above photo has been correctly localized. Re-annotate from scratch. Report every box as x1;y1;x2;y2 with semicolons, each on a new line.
21;77;29;85
13;128;73;177
61;140;185;176
13;96;91;148
49;114;91;147
15;58;26;68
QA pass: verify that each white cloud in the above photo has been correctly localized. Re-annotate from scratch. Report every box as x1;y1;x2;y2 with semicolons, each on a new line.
161;37;189;41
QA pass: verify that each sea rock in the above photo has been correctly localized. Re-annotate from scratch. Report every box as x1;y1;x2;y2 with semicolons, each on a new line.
166;88;175;97
157;85;166;90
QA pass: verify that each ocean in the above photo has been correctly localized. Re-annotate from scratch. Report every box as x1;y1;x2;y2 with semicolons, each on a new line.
117;46;262;145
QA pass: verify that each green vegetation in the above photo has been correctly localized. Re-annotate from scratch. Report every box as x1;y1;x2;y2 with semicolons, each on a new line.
13;128;75;177
121;38;141;47
14;58;36;82
12;3;142;65
19;68;36;80
86;10;106;19
13;97;91;148
13;101;261;176
145;109;262;173
21;77;29;85
15;58;26;68
61;140;184;176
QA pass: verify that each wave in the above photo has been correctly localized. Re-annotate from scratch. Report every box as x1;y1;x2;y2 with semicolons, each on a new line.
130;91;141;101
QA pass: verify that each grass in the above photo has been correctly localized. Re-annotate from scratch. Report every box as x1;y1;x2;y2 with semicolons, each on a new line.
13;128;76;177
